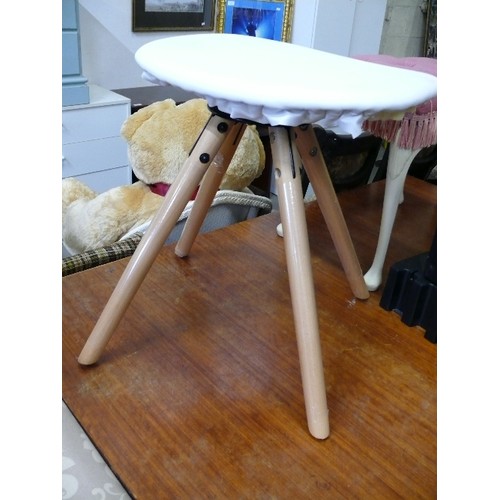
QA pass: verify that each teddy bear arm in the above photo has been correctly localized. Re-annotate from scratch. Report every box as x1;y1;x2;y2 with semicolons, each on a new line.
62;183;163;253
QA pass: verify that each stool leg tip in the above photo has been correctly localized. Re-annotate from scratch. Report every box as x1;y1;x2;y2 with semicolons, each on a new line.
309;422;330;440
77;349;100;366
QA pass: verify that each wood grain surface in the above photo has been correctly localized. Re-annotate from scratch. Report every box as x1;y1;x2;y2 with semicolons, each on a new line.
63;176;437;499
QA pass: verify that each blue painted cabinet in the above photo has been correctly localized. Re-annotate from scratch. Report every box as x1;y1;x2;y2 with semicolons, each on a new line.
62;0;89;106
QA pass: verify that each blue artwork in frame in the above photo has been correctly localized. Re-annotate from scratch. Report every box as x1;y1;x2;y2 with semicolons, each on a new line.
217;0;294;42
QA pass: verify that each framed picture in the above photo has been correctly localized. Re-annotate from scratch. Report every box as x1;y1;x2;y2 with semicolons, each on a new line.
133;0;216;32
216;0;294;42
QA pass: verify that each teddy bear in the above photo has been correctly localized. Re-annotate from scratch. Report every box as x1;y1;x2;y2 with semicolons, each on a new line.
62;98;266;255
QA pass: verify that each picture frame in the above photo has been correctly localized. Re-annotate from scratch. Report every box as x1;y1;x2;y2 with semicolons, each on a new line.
133;0;216;32
216;0;294;42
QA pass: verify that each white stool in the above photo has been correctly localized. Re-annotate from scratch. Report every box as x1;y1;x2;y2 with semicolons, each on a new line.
76;34;437;439
355;55;437;291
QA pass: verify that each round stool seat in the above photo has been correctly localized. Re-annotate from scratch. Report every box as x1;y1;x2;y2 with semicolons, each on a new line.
135;34;437;137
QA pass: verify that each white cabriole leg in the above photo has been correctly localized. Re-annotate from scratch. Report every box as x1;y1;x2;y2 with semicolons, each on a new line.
364;134;422;291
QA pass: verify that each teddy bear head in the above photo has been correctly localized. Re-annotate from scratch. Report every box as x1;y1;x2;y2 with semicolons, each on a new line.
120;98;265;194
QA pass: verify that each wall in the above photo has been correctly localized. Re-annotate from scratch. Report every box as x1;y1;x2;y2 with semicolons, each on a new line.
291;0;387;56
379;0;428;56
79;0;388;90
79;0;429;90
79;0;172;89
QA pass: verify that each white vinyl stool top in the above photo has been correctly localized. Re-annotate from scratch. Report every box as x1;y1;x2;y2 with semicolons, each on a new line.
135;34;437;137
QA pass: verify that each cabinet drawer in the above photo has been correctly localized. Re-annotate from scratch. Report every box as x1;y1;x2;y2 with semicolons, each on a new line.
62;137;129;177
70;167;132;194
62;32;81;76
62;0;78;29
62;104;129;144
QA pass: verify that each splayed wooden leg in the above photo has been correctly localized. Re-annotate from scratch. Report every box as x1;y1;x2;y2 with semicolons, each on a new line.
78;114;236;365
293;124;369;300
175;122;247;258
270;125;329;439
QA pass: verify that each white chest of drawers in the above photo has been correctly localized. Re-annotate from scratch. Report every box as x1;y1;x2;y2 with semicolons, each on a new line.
62;84;131;193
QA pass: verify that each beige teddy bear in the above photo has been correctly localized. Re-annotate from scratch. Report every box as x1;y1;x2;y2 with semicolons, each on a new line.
62;98;266;255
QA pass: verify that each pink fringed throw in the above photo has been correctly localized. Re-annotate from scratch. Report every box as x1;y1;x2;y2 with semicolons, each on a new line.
354;54;437;150
363;108;437;150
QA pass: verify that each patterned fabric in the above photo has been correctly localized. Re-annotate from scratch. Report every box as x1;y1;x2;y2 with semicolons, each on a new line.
62;233;143;277
62;190;273;277
62;401;131;499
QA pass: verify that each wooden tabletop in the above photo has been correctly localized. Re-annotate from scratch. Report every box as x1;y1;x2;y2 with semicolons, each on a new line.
63;176;437;498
